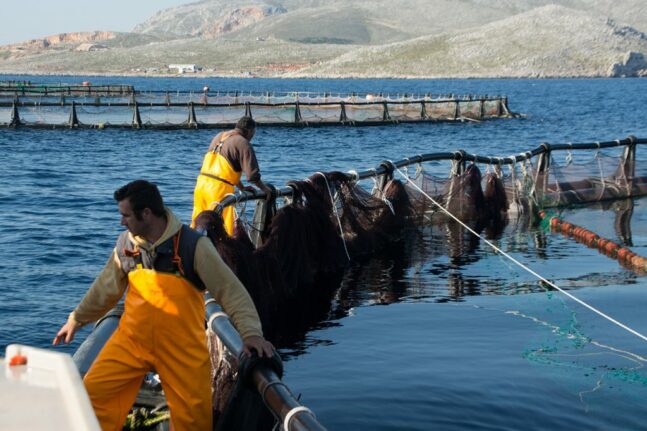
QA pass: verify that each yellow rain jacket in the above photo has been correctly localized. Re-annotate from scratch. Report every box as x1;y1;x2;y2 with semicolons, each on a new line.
70;208;262;431
192;130;241;235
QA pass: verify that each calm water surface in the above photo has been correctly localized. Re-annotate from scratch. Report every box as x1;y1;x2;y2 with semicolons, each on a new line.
1;75;647;430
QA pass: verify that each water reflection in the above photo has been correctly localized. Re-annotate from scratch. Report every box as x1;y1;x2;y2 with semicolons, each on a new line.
281;197;646;355
613;198;634;246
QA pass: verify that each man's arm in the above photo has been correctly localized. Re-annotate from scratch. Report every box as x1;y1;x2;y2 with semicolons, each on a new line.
237;179;271;200
53;249;128;345
194;237;274;357
251;179;273;201
236;138;273;200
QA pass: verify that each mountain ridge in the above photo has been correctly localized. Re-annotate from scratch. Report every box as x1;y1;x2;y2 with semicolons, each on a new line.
1;0;646;78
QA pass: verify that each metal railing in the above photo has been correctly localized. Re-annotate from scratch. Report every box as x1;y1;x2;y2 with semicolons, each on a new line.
72;298;327;430
206;297;326;431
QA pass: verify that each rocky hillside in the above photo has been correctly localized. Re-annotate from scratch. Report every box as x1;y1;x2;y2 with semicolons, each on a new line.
130;0;647;44
0;0;646;78
2;32;117;58
287;5;647;78
133;3;288;38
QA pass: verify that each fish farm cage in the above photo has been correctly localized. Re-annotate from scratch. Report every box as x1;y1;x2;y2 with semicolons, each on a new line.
0;82;518;129
222;135;647;246
0;81;135;97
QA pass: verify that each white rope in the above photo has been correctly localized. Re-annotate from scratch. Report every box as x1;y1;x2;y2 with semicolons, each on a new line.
394;166;647;343
401;159;411;179
521;158;540;209
314;172;351;262
595;150;607;201
368;168;379;194
446;160;459;210
283;406;315;431
234;192;249;226
382;192;396;215
415;162;423;180
551;156;564;198
376;180;396;215
508;163;520;214
485;161;492;175
618;139;633;197
493;163;503;179
565;145;573;166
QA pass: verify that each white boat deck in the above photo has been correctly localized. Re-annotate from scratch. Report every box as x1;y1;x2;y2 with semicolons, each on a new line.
0;344;100;431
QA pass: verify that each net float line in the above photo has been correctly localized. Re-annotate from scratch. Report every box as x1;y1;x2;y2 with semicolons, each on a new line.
540;211;647;273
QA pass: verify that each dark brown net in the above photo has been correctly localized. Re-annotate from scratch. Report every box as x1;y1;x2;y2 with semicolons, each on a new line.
195;171;417;345
199;145;647;347
198;141;647;422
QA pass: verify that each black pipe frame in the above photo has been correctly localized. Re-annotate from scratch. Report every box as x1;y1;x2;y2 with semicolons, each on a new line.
216;136;646;210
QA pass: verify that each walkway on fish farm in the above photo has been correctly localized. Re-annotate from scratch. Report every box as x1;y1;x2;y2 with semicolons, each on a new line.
0;86;518;129
194;135;647;345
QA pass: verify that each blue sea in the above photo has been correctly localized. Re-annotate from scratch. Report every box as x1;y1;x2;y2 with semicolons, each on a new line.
1;75;647;430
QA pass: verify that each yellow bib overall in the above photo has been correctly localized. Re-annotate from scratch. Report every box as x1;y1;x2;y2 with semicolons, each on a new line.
83;257;212;430
192;131;242;235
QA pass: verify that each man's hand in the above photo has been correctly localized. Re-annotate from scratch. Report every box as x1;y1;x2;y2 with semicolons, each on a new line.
242;335;275;358
251;180;273;201
52;316;82;346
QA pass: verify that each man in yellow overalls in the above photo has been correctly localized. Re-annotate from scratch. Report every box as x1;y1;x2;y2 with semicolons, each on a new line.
53;180;273;431
192;116;272;235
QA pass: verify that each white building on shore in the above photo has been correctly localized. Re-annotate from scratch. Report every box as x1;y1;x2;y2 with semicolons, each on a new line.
168;64;202;74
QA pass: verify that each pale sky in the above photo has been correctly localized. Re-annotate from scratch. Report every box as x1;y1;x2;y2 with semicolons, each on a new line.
0;0;198;45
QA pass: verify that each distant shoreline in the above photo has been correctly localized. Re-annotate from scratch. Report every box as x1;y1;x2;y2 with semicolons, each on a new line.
1;71;642;80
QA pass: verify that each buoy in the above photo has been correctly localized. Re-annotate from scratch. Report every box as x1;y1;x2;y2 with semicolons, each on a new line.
541;212;647;273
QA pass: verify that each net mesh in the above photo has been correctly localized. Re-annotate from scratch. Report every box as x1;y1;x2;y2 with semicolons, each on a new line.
194;140;646;418
1;91;513;128
195;143;647;342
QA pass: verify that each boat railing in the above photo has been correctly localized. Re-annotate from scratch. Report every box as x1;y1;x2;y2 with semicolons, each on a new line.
206;297;326;431
72;298;327;430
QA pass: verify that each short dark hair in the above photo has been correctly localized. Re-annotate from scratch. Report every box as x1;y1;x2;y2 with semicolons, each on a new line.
114;180;165;220
235;116;256;135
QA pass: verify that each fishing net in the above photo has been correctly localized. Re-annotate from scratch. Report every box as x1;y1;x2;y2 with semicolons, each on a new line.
196;141;647;343
1;89;514;128
503;146;647;210
194;171;415;343
409;142;647;222
409;162;509;237
0;83;134;96
193;138;647;428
